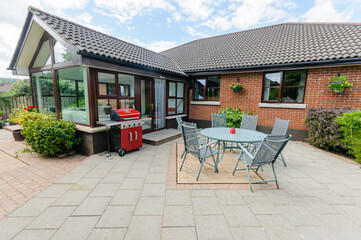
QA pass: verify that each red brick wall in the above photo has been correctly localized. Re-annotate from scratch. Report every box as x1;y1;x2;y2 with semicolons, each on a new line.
189;65;361;130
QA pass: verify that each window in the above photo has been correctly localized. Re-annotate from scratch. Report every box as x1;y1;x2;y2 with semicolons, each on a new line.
32;71;55;113
32;40;52;68
56;66;89;124
263;70;307;103
97;72;116;96
193;76;220;101
118;73;135;109
168;81;184;115
54;40;72;63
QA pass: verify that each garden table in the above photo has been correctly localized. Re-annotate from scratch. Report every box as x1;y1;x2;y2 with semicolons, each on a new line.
200;128;266;172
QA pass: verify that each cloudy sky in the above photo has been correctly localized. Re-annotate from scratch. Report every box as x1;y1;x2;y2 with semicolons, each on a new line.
1;0;361;78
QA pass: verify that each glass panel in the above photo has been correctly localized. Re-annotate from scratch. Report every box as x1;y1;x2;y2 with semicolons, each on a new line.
169;82;176;97
168;99;176;115
98;72;115;95
97;99;117;122
195;78;206;88
283;71;307;86
155;79;166;129
32;40;51;68
141;79;152;130
177;82;184;98
263;88;279;101
31;71;55;113
207;76;220;88
177;99;184;114
282;87;305;102
56;66;89;124
193;88;204;100
119;74;135;97
54;40;72;63
207;88;220;101
119;99;135;109
264;72;282;87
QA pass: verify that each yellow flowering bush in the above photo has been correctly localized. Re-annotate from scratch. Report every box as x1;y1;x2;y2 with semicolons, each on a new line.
9;106;53;126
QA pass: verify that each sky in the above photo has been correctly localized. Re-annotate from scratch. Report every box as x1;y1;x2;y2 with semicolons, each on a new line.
1;0;361;78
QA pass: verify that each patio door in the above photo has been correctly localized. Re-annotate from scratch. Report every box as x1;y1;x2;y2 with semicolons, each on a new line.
140;77;154;132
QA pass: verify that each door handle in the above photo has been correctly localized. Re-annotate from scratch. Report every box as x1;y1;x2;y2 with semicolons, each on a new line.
151;104;154;111
129;132;132;141
135;131;137;141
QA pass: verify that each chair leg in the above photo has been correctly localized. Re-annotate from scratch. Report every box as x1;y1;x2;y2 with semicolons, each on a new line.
181;149;185;158
280;153;287;167
255;165;260;174
179;152;187;171
272;163;279;189
232;158;240;175
246;165;253;192
196;157;205;181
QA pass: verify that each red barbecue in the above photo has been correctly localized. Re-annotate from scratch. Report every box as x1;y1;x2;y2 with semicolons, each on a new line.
102;108;143;157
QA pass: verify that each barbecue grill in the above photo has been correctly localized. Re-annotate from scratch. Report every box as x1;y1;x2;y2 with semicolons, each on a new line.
100;108;143;157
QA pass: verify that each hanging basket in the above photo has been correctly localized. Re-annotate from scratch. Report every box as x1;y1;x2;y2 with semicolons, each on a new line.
233;88;240;93
333;89;344;94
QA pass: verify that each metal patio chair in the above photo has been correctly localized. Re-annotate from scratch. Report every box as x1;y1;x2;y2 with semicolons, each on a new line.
233;135;291;192
211;113;227;128
240;115;258;130
271;118;290;167
179;122;218;181
177;117;207;158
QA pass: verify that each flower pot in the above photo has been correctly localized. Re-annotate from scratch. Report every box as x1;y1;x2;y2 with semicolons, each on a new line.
233;89;240;93
12;129;25;141
333;89;344;93
4;122;10;126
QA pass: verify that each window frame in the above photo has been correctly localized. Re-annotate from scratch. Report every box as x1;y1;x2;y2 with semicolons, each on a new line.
192;75;220;101
261;70;308;103
166;80;185;116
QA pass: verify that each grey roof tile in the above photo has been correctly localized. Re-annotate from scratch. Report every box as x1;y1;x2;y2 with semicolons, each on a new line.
161;23;361;72
29;7;185;76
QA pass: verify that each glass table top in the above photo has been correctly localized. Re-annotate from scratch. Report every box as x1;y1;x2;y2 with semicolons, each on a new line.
200;128;266;143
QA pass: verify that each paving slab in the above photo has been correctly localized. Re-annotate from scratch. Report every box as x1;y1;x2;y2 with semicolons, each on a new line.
161;227;197;240
0;217;34;240
96;205;135;228
125;216;162;240
51;216;99;240
88;228;127;240
72;197;111;216
163;205;194;227
12;229;56;240
26;206;75;229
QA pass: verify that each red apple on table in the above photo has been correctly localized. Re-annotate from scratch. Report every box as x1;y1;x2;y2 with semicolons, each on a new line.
230;128;236;134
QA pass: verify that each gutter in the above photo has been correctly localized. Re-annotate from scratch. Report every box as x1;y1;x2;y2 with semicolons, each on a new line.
77;50;189;79
185;57;361;76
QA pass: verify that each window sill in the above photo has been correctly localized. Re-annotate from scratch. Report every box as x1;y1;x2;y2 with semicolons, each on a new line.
191;101;221;106
165;114;187;120
259;103;307;109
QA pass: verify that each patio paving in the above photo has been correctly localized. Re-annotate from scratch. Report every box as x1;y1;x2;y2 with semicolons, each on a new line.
0;130;86;220
0;136;361;240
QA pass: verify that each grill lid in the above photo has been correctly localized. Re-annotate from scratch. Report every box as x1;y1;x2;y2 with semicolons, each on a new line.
110;109;140;121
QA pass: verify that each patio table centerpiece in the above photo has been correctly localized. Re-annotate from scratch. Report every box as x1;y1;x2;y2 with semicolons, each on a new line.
328;75;353;93
229;83;244;93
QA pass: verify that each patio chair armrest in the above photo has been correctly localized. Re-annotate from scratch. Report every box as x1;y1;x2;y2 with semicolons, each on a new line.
199;140;218;149
237;143;254;160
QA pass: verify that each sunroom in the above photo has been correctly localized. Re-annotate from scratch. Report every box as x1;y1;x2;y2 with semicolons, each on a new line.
8;7;188;154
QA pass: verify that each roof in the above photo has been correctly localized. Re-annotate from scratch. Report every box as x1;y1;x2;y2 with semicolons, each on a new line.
0;83;12;93
27;7;186;76
161;22;361;73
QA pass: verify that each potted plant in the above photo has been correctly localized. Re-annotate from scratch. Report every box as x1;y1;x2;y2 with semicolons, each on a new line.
328;75;353;93
229;83;244;93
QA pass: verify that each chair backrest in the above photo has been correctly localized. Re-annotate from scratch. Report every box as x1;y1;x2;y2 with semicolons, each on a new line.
211;113;227;128
251;135;290;165
181;122;200;154
240;115;258;131
176;117;183;130
271;118;290;136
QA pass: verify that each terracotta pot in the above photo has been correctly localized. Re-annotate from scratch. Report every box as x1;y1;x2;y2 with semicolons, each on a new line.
12;129;25;141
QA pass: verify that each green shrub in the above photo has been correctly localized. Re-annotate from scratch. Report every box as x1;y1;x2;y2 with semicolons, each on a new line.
304;108;350;152
9;106;52;126
335;111;361;163
218;105;252;128
22;119;81;156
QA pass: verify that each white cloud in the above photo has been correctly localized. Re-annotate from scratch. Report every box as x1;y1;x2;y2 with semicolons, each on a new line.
41;0;88;11
174;0;217;22
302;0;353;22
201;0;292;30
145;41;178;52
94;0;175;24
186;26;208;38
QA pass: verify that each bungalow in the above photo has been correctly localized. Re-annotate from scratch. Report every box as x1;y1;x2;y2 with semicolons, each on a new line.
8;6;361;155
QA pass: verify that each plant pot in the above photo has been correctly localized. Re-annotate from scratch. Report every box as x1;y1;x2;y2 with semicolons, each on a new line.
4;122;10;126
333;89;344;93
12;129;25;141
233;88;240;93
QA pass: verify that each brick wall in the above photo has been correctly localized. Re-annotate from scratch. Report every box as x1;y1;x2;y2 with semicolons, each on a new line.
189;65;361;130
